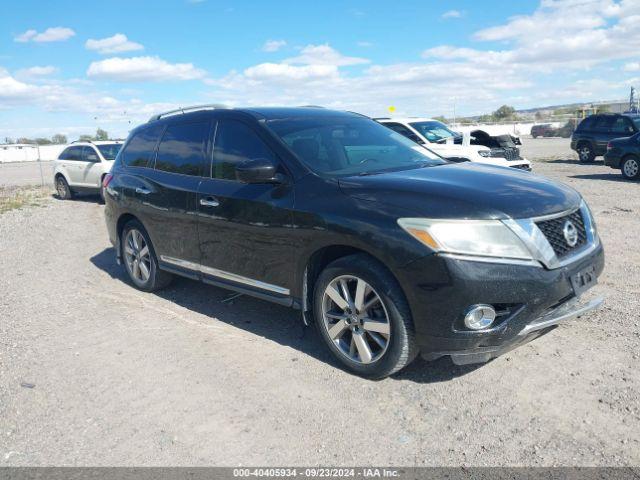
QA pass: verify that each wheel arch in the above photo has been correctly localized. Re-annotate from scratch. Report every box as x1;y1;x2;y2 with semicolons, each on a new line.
300;244;405;324
54;171;70;183
576;139;594;150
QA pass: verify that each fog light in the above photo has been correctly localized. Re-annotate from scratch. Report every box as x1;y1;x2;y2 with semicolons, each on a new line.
464;305;496;330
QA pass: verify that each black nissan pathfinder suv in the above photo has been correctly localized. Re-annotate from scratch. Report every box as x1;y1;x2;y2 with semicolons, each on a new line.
571;113;640;162
104;106;604;378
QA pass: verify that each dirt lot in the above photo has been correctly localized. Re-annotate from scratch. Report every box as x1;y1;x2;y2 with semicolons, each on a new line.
0;138;639;466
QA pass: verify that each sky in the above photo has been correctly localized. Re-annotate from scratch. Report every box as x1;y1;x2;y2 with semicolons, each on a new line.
1;0;639;140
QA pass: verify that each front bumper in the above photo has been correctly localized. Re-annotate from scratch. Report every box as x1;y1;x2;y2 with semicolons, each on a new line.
435;296;603;365
395;242;605;364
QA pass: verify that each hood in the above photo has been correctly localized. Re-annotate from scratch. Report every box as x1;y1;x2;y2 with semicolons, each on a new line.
338;162;581;220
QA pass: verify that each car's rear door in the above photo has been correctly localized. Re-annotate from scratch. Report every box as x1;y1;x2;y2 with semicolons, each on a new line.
62;146;85;185
144;119;211;273
80;146;103;187
593;116;615;154
196;116;296;300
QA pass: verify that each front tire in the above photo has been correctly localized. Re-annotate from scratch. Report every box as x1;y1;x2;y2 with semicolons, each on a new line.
121;220;172;292
578;143;595;163
621;155;640;180
313;254;418;379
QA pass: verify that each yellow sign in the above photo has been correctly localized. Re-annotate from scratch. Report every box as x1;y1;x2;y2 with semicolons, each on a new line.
388;106;396;113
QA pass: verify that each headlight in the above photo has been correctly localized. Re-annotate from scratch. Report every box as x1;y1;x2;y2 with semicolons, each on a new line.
478;150;491;157
397;218;533;260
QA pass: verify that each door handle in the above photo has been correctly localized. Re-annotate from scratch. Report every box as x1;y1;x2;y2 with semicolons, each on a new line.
135;187;151;195
199;197;220;207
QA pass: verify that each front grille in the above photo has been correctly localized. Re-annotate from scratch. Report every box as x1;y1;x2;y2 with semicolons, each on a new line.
490;147;521;161
536;210;587;259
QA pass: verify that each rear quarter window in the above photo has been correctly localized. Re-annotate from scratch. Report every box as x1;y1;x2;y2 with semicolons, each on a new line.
577;116;595;131
59;146;83;161
121;124;164;168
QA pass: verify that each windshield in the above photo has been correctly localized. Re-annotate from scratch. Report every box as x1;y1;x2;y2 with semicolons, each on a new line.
409;121;460;143
266;117;445;177
96;143;122;161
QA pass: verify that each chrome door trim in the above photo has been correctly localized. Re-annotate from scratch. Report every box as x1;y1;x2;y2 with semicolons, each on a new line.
160;255;290;295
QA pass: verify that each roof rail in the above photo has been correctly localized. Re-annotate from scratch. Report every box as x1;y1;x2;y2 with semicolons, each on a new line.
299;105;325;108
148;104;228;122
71;139;93;144
372;117;390;120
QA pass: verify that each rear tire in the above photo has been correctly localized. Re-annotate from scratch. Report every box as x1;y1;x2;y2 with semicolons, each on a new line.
99;176;106;204
121;220;172;292
621;155;640;180
577;143;595;163
313;254;418;379
55;176;73;200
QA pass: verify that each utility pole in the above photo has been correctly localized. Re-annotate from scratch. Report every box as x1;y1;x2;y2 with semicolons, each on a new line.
36;142;44;187
452;97;457;127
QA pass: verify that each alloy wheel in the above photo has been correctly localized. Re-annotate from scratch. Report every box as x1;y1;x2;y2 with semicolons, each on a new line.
623;158;639;178
56;179;67;198
124;229;151;284
579;146;592;161
321;275;391;365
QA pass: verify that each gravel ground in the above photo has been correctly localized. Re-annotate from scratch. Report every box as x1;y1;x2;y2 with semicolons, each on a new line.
0;138;639;466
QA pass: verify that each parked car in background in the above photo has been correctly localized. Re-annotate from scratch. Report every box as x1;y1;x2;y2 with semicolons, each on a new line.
531;124;555;138
377;117;531;171
571;113;640;162
531;122;573;138
54;140;123;201
104;105;603;379
604;133;640;180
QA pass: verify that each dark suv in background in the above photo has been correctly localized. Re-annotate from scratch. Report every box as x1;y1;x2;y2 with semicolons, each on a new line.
104;106;604;378
571;113;640;162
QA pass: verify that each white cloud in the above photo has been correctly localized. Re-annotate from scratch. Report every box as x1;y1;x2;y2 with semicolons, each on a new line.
14;27;75;43
441;10;463;19
285;44;369;66
624;62;640;72
87;56;207;82
244;63;338;82
14;30;37;42
86;34;144;55
16;65;58;77
261;40;287;52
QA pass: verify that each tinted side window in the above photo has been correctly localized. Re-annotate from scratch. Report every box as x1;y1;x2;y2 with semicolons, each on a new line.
610;117;633;134
82;146;99;162
593;116;614;132
212;119;277;181
384;123;423;144
59;147;72;160
578;116;594;130
121;125;163;168
61;146;83;161
155;121;208;176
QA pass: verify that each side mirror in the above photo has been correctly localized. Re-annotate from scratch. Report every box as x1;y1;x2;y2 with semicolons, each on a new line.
235;157;284;184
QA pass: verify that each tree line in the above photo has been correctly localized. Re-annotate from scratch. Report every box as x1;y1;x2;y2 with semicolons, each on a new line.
3;128;110;145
